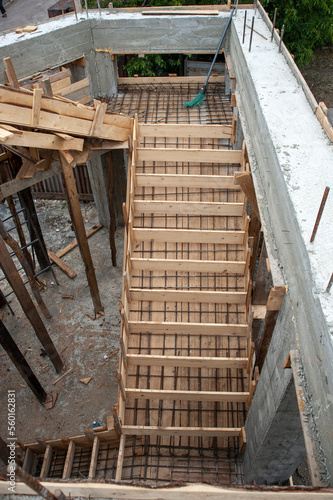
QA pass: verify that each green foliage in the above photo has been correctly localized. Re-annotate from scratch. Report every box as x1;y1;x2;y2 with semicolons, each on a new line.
262;0;333;66
123;54;180;77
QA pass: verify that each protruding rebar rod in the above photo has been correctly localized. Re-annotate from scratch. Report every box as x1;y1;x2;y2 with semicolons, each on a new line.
97;0;101;16
9;464;66;500
242;10;247;44
310;186;330;243
271;8;277;42
279;24;285;52
72;0;78;20
326;272;333;293
249;16;255;52
84;0;89;18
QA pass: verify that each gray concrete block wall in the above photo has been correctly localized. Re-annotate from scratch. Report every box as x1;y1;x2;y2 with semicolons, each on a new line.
243;297;306;484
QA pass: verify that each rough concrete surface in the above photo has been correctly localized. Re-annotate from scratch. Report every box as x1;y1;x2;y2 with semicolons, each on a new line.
1;0;57;32
0;200;123;461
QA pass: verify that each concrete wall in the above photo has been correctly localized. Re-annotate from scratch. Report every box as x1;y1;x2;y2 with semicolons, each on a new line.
229;20;333;484
243;297;306;484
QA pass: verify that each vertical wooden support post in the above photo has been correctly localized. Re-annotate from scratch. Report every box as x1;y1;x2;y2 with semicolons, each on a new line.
106;152;117;267
3;57;20;89
0;320;48;403
115;434;126;480
0;236;63;373
40;444;53;478
59;152;104;317
62;440;75;480
88;436;100;479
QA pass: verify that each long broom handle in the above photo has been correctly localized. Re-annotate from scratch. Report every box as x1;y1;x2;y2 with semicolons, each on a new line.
202;7;236;91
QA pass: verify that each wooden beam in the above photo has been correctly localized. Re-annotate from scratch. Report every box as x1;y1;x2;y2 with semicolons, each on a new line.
62;440;75;480
0;235;63;372
118;76;225;85
0;127;84;151
137;148;242;164
88;436;99;480
90;101;107;137
125;389;249;402
3;57;20;89
122;425;242;437
135;173;240;190
134;200;244;217
138;123;232;139
31;88;43;127
60;152;104;317
0;320;48;403
4;481;333;499
126;354;248;369
131;258;246;274
235;171;259;218
129;288;247;305
39;445;53;478
133;228;245;245
48;250;77;279
128;320;248;336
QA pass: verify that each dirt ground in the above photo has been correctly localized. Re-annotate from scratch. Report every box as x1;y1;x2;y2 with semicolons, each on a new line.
0;199;123;457
301;47;333;108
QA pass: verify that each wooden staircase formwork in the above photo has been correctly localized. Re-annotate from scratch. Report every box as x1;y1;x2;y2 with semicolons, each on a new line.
115;116;253;484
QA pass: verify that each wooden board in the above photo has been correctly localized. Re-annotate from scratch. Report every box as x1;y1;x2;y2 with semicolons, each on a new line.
127;355;248;369
122;426;242;437
135;173;240;189
133;228;245;245
137;148;242;164
125;389;249;402
128;321;248;336
131;258;245;274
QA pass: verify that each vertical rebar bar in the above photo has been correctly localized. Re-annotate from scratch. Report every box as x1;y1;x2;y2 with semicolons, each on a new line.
242;10;247;44
84;0;89;18
326;272;333;293
279;24;285;52
72;0;78;20
271;8;277;42
97;0;101;16
310;186;330;242
249;16;255;52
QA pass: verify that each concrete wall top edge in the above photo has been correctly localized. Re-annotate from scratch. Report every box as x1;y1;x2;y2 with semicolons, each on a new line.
229;10;333;478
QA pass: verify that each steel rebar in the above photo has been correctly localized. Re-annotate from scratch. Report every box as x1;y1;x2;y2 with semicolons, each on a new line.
271;8;277;41
310;186;330;242
249;17;255;52
242;10;247;44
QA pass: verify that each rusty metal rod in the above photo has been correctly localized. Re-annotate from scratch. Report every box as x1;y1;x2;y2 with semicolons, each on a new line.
9;464;66;500
310;186;330;243
242;10;247;44
249;16;255;52
271;8;277;42
279;24;285;52
326;272;333;293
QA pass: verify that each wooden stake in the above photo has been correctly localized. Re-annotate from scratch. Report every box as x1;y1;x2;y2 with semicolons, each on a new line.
3;57;20;89
59;151;104;316
106;152;117;266
0;235;63;373
0;320;48;403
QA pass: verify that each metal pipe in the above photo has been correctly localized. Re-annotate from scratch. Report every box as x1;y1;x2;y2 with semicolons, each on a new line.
310;186;330;242
249;16;255;52
242;10;247;44
279;24;285;52
271;8;277;42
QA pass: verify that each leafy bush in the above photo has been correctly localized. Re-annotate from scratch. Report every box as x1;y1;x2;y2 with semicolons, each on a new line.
262;0;333;66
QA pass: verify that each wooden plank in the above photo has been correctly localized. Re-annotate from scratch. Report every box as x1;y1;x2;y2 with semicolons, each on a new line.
55;78;90;97
3;57;20;89
118;76;225;85
142;9;219;15
90;101;107;137
235;171;259;218
133;228;245;245
62;440;75;480
134;200;244;217
138;124;232;139
122;425;241;437
130;288;247;305
51;76;71;93
135;173;240;189
137;148;242;164
131;258;246;274
0;102;128;142
31;88;43;127
252;305;266;320
22;448;35;474
128;321;248;336
0;129;84;151
48;250;77;279
60;153;104;316
0;126;15;141
127;354;248;369
125;389;249;402
88;436;99;480
316;105;333;142
56;224;102;259
40;444;53;478
4;481;333;499
266;286;286;311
